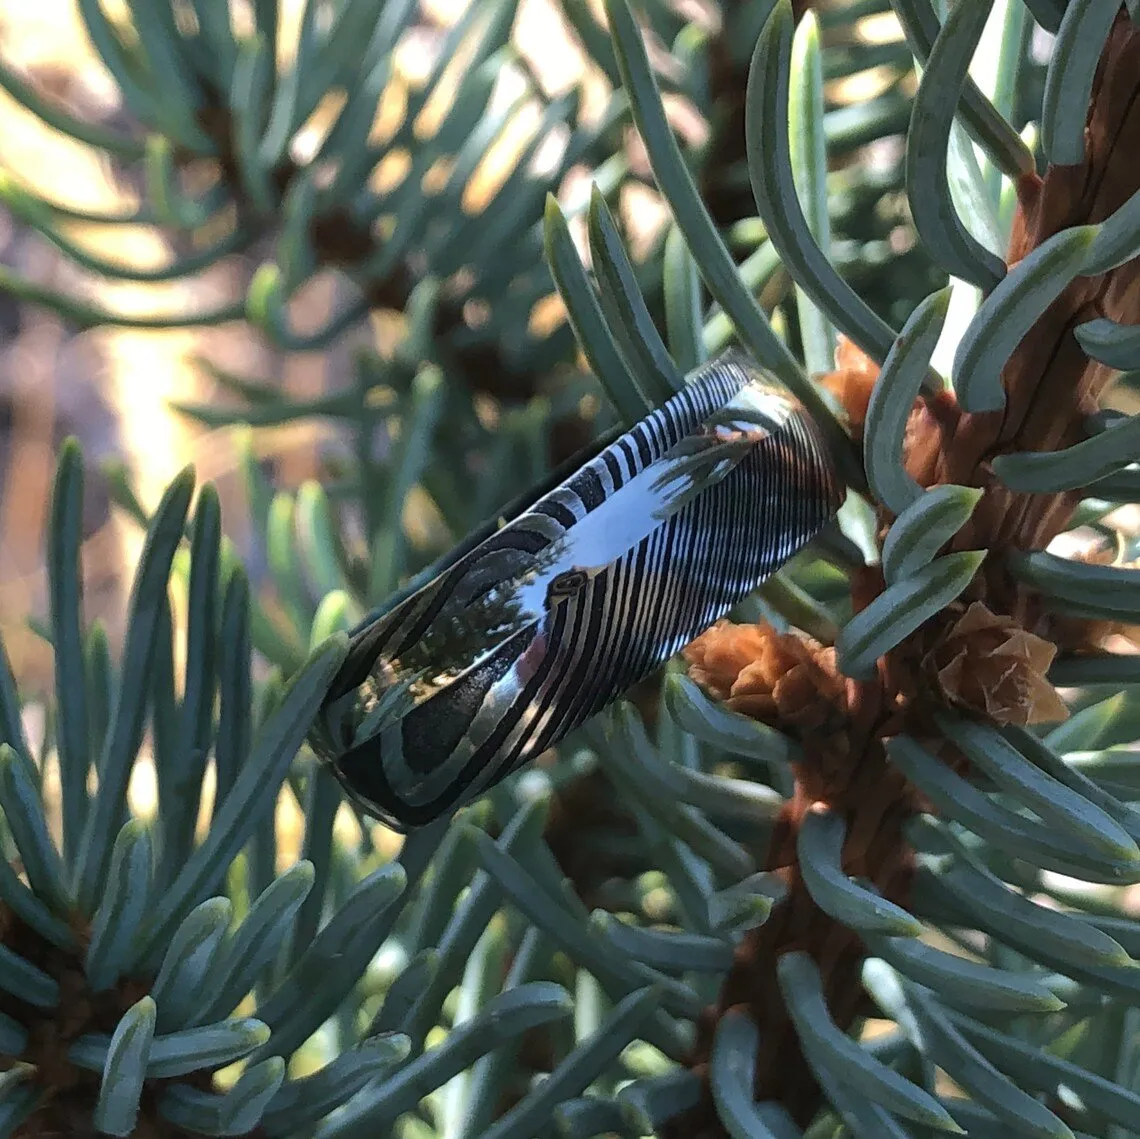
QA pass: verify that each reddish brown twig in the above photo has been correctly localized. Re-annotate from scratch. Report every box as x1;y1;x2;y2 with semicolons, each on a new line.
664;10;1140;1134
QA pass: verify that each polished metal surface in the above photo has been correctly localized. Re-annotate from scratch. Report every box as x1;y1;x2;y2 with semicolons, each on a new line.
309;349;844;829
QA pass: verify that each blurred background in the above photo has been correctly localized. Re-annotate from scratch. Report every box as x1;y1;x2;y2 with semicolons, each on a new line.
0;0;575;690
0;0;353;689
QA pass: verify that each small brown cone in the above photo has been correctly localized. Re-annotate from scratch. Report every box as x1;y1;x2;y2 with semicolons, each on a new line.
923;601;1069;726
685;621;846;734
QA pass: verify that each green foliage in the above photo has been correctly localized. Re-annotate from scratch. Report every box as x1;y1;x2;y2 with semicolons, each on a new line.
3;0;1140;1138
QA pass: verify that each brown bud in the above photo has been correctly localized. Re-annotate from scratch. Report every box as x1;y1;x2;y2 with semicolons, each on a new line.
819;335;880;434
923;601;1068;726
685;620;846;735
